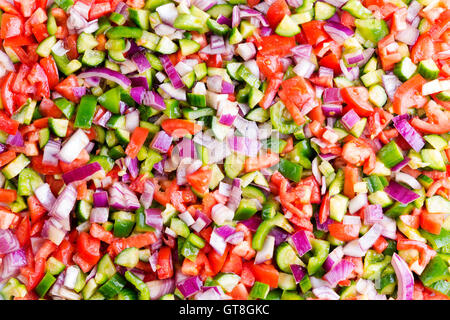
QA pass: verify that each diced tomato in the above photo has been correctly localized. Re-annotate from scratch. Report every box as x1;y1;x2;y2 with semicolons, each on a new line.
249;263;279;288
77;232;101;265
54;75;80;103
0;13;24;39
266;0;290;29
301;21;329;46
157;246;173;279
420;211;445;235
341;87;374;117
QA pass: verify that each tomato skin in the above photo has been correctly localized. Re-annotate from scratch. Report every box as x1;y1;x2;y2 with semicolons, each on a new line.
186;167;212;195
302;21;329;46
328;223;360;241
0;13;24;39
53;239;75;266
54;75;80;103
420;212;445;235
266;0;290;29
410;100;450;134
258;35;296;57
319;53;341;74
256;53;282;79
393;74;428;115
77;232;101;265
157;246;173;279
40;56;59;89
341;87;374;117
1;72;16;116
249;263;279;288
89;1;111;20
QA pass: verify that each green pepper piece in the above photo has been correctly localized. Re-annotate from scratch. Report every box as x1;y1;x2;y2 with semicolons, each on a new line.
98;87;121;113
106;26;143;39
420;255;450;287
252;213;291;251
307;239;330;275
354;19;389;45
74;95;97;129
17;168;43;196
54;97;76;120
420;228;450;251
124;270;150;300
279;159;303;182
362;250;391;280
270;101;298;135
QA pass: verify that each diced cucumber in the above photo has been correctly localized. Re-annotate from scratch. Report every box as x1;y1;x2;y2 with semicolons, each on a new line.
115;247;140;268
394;57;417;82
418;59;440;80
179;39;201;56
278;273;297;291
224;152;245;179
368;85;387;107
329;194;349;222
314;1;336;20
421;149;446;171
215;273;240;293
170;217;190;238
275;15;301;37
155;36;178;54
424;135;448;151
276;242;303;273
36;36;57;57
48;118;69;137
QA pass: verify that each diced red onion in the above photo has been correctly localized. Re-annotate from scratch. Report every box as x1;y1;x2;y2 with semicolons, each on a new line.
211;203;234;226
89;207;108;224
58;129;89;163
150;131;173;154
290;230;312;257
392;117;425;152
177;276;203;298
348;193;368;214
384;180;420;205
142;90;166;110
382;74;402;101
43;139;61;166
343;239;367;257
145;208;163;231
391;253;414;300
147;279;176;300
209;228;227;255
313;287;340;300
341;109;360;130
324;260;355;287
160;83;186;101
62;162;102;185
49;184;77;222
364;204;383;225
323;246;344;272
140;180;155;210
293;58;315;78
395;25;419;46
324;22;354;44
78;67;131;88
255;235;275;264
359;223;383;251
322;104;343;117
391;157;411;172
0;230;19;254
236;42;256;61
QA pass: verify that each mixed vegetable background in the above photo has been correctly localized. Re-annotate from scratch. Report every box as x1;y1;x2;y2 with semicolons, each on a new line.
0;0;448;301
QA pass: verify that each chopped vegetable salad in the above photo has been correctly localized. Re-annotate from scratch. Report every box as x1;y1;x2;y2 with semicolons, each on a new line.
0;0;449;301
